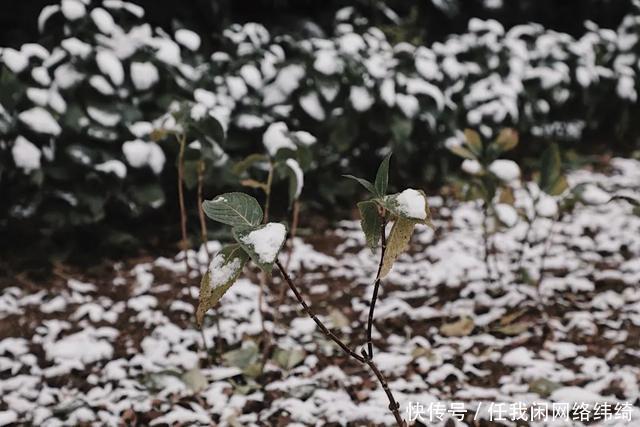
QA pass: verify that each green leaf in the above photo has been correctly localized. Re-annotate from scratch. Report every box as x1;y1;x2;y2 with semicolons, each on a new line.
495;128;519;152
202;192;263;227
233;222;287;273
539;143;562;195
357;200;382;249
374;153;392;196
343;175;376;195
380;217;416;278
383;189;433;226
196;244;249;326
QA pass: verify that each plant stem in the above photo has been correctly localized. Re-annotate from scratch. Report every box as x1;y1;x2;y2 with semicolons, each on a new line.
482;200;494;285
275;260;405;426
366;217;387;359
263;164;274;223
197;160;211;264
177;134;190;277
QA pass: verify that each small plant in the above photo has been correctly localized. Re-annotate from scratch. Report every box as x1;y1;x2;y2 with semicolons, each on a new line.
197;154;432;426
448;128;520;285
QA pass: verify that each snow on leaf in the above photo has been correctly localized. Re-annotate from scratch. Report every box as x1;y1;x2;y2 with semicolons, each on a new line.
234;222;287;273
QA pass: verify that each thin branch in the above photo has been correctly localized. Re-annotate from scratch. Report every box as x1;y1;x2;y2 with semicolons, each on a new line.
366;216;387;359
362;349;406;426
275;260;405;426
177;133;190;277
482;200;494;285
197;160;211;265
276;260;364;363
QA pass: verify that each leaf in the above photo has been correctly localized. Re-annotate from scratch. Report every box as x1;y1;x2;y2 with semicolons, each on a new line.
357;200;382;249
232;153;269;175
464;129;483;155
380;217;416;278
383;190;433;226
548;174;568;196
222;342;261;377
181;368;208;392
343;175;377;195
539;143;562;194
495;128;519;152
440;317;475;337
273;347;306;370
233;222;287;273
196;245;249;326
240;179;269;193
495;321;530;336
202;192;263;227
498;186;515;205
374;153;392;196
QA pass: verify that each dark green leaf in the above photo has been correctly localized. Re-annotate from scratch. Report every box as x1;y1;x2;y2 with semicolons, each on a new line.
202;192;263;227
343;175;376;194
374;153;392;197
539;143;562;194
357;200;382;249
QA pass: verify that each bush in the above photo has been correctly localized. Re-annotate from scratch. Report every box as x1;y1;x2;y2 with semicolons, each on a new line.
2;0;640;245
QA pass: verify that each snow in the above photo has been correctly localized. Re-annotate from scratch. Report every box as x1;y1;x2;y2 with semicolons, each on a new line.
395;93;419;118
494;203;518;227
131;62;159;90
461;159;482;175
91;8;116;34
87;107;121;127
1;48;28;73
488;159;520;182
61;0;86;21
53;63;83;89
240;222;287;264
96;50;124;86
122;140;165;174
0;411;17;426
12;136;41;173
239;64;262;89
18;107;61;136
226;76;248;100
263;122;296;156
396;189;427;220
89;75;115;95
175;29;201;51
286;159;304;198
314;50;342;75
581;184;610;204
294;131;316;146
535;195;558;217
31;67;51;86
300;92;325;121
38;5;60;32
350;86;374;112
95;159;127;178
61;37;91;58
207;253;242;289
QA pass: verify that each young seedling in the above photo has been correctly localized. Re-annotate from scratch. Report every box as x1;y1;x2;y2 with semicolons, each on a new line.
198;154;431;426
448;128;520;286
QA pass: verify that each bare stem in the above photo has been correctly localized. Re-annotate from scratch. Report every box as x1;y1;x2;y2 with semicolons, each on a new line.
366;216;387;359
197;160;211;265
275;260;405;426
482;200;494;285
177;134;190;277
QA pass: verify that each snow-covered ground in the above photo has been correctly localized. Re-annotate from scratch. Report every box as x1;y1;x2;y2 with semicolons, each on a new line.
1;158;640;426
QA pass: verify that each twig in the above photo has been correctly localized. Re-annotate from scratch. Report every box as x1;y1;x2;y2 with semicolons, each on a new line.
275;260;405;426
177;133;190;277
366;216;387;359
197;160;211;265
482;200;494;285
